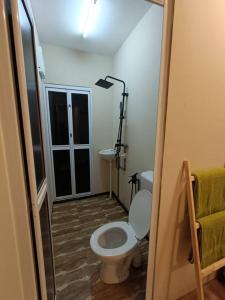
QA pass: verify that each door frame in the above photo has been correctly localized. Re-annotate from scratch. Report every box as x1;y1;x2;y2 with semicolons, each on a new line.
0;0;175;299
146;0;174;299
0;1;38;298
44;83;93;202
10;1;56;299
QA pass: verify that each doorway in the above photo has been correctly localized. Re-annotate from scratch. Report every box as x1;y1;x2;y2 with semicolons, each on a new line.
45;85;93;201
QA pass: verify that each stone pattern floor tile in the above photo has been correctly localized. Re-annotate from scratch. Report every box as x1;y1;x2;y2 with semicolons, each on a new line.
52;195;149;300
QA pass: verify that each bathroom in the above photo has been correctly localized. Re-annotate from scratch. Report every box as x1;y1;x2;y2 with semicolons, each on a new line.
3;0;225;299
0;0;167;298
28;0;164;299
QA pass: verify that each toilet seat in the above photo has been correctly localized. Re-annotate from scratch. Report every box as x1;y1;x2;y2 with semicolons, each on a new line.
129;189;152;240
90;190;152;258
90;221;137;257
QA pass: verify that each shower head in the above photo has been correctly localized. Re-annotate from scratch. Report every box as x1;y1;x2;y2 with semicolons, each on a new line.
95;78;114;89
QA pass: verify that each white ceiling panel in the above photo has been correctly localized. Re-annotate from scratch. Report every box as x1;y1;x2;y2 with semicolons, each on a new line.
30;0;151;55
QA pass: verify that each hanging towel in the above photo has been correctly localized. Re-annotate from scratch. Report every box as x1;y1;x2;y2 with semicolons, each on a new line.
193;168;225;268
193;168;225;219
198;211;225;268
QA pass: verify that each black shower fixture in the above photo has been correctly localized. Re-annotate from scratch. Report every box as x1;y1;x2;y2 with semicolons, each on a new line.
95;78;114;89
95;75;128;167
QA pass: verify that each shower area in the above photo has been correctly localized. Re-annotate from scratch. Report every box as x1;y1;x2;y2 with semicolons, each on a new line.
96;76;128;199
44;76;128;202
44;85;93;201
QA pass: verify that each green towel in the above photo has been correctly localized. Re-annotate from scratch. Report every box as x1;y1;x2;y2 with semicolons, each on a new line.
193;168;225;268
198;211;225;268
193;168;225;219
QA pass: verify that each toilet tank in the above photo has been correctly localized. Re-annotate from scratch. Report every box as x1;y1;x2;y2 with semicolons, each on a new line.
139;170;154;192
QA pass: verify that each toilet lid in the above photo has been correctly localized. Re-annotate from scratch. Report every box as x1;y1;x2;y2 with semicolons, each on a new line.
128;190;152;240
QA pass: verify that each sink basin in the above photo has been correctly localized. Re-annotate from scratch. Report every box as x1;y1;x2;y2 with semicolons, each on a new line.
99;149;116;161
99;149;116;199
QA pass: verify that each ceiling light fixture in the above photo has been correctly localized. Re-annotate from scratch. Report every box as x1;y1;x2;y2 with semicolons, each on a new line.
81;0;99;39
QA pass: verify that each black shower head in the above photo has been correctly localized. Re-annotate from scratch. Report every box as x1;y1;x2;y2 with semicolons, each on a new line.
95;78;114;89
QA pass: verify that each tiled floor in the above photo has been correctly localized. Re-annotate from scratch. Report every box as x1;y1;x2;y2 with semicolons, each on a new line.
52;194;149;300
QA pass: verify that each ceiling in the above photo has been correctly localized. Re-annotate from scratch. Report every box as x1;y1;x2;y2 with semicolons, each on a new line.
30;0;151;55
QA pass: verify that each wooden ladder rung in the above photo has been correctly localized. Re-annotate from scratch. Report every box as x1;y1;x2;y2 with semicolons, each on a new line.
201;258;225;277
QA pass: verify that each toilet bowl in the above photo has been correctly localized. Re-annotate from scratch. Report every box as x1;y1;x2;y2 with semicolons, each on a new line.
90;188;152;284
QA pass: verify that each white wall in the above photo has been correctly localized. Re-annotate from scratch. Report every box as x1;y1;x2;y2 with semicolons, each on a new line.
42;44;114;196
112;4;163;208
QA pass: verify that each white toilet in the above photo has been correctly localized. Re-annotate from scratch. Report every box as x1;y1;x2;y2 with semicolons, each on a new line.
90;171;153;284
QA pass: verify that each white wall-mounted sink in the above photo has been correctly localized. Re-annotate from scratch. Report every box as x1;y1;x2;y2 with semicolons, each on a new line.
99;149;116;200
98;149;116;161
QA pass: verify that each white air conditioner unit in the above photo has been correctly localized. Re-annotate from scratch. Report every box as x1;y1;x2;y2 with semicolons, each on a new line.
37;45;46;80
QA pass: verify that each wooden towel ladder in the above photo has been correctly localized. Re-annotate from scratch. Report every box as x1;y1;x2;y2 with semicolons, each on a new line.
184;160;225;300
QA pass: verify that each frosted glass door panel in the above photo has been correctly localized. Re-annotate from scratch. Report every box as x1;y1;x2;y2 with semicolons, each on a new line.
72;93;89;145
53;150;72;197
74;149;90;194
48;91;69;145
